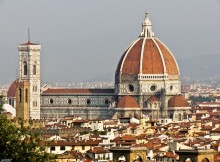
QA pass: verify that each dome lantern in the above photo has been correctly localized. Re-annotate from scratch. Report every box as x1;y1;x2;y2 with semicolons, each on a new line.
140;11;154;38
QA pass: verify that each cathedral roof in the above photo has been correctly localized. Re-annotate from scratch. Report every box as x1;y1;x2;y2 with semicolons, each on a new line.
168;95;189;107
42;88;114;95
116;12;179;77
7;80;16;98
117;96;140;108
147;96;159;102
20;41;39;45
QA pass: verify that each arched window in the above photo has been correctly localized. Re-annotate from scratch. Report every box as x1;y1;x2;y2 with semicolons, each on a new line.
178;113;182;121
23;61;27;75
33;64;36;75
9;98;12;105
19;88;22;103
25;88;28;103
33;100;37;107
185;158;192;162
201;158;209;162
118;155;126;162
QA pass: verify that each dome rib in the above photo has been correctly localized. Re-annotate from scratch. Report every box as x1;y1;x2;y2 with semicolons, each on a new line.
121;38;142;75
139;38;146;74
152;38;167;74
155;38;180;75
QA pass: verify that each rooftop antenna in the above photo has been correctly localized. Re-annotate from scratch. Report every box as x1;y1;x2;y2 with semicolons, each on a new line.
28;27;30;43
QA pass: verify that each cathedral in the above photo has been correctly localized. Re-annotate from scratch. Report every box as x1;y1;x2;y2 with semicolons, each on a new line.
7;12;190;121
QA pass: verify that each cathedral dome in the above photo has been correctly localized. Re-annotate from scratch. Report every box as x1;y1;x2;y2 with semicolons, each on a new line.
168;95;189;107
7;80;16;98
117;96;140;108
116;12;179;80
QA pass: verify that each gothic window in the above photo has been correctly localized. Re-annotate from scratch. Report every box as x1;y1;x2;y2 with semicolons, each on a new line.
33;85;37;92
25;88;28;103
9;99;12;105
19;88;22;103
23;61;27;75
178;113;182;121
33;64;36;75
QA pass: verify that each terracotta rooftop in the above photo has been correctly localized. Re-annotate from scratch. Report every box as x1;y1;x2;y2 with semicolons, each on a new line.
168;95;189;107
116;37;179;76
20;41;38;45
7;80;16;98
42;88;114;95
147;96;159;102
117;96;140;108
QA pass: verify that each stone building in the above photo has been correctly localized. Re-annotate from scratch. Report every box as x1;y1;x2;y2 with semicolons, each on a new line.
8;12;190;121
15;41;41;120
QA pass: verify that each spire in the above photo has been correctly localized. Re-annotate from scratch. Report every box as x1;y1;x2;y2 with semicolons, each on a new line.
28;27;30;43
140;11;154;38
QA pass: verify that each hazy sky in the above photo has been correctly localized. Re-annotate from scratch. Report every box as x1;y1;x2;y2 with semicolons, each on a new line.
0;0;220;85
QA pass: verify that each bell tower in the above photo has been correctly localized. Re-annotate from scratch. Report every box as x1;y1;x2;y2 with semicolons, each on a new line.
16;39;41;120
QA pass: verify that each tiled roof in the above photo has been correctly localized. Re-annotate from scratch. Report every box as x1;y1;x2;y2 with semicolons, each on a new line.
116;37;179;75
168;95;189;107
42;88;114;95
63;150;83;159
20;41;38;45
44;139;102;146
117;96;140;108
147;96;159;102
87;146;109;154
7;80;16;98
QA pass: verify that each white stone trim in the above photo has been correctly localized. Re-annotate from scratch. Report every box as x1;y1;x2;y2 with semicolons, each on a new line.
119;38;141;73
139;37;147;74
155;38;180;75
138;74;168;81
152;38;167;74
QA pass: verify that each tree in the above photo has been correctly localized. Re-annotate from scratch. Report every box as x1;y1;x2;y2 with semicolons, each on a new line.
0;115;56;162
0;95;3;112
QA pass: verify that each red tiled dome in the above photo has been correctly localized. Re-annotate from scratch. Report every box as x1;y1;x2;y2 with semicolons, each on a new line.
116;37;179;76
168;95;189;107
7;80;16;98
117;96;140;108
116;13;179;78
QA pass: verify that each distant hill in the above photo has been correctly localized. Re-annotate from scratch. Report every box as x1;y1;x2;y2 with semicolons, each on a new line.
177;54;220;81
